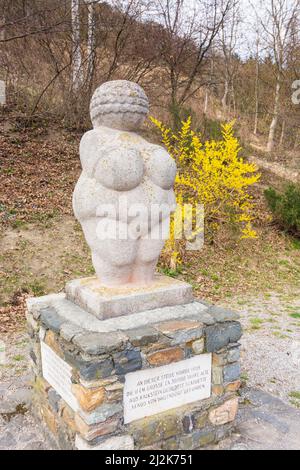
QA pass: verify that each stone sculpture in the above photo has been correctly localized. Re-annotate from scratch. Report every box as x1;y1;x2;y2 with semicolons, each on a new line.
28;83;241;454
73;80;177;287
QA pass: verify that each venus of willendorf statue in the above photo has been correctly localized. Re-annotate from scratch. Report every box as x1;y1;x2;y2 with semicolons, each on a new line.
73;80;177;287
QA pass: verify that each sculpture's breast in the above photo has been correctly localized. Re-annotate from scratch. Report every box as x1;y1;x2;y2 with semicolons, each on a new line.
94;146;144;191
142;145;177;190
80;129;144;192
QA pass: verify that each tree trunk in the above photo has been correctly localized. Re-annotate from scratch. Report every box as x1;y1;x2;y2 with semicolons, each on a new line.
222;79;229;113
267;78;281;152
71;0;83;91
231;82;236;116
204;89;209;115
293;129;300;150
170;68;180;129
87;1;95;83
253;52;259;135
0;16;5;41
280;120;285;147
204;56;214;117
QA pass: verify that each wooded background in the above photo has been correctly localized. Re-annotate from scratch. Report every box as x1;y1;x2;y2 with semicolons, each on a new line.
1;0;300;152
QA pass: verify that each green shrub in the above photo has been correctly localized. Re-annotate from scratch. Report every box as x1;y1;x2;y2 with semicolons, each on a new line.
265;184;300;236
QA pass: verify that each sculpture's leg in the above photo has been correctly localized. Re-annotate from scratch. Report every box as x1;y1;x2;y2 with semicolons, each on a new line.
131;236;165;285
92;220;138;286
92;253;134;286
130;259;159;285
131;216;171;284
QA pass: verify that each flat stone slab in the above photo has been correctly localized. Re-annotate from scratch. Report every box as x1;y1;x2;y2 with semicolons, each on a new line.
65;275;194;320
27;294;210;334
210;388;300;450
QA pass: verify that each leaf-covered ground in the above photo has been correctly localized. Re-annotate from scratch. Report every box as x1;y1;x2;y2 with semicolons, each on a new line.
0;119;80;228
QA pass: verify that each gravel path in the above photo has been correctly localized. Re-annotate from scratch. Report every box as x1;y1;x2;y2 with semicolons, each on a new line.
0;332;48;449
225;291;300;407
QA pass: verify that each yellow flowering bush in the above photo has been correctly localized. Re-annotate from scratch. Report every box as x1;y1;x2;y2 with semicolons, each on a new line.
150;116;260;266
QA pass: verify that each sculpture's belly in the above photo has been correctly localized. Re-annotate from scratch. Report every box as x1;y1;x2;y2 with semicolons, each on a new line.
73;173;120;221
73;173;176;231
139;179;176;212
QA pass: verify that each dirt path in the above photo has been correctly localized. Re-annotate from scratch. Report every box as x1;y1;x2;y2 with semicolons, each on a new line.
249;155;300;184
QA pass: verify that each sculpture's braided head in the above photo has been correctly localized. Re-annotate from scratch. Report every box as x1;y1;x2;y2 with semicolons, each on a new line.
90;80;149;131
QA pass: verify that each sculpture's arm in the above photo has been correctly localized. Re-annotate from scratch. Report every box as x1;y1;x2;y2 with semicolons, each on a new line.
79;130;102;178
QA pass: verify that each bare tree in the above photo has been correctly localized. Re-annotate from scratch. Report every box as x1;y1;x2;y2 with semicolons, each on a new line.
0;0;70;43
253;31;260;135
85;1;95;82
219;0;241;117
149;0;234;125
0;14;5;41
259;0;300;151
71;0;83;90
203;45;216;117
248;2;265;136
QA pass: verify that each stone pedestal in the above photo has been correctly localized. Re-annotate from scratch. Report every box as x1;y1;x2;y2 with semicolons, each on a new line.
26;285;242;450
65;275;193;319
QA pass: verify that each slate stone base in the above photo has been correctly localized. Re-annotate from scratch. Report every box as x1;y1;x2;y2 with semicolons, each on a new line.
26;292;242;450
